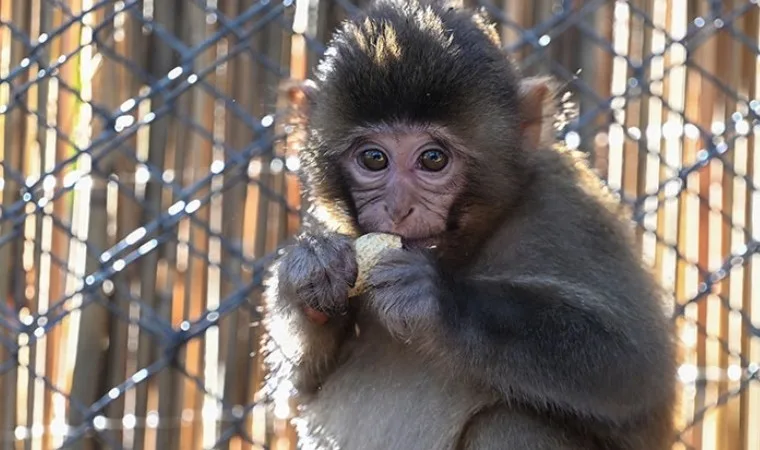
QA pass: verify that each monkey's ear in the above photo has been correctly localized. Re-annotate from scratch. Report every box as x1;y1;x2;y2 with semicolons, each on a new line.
518;76;558;150
284;78;319;113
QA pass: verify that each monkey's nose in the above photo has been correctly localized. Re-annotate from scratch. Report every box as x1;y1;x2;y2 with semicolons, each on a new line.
385;206;414;224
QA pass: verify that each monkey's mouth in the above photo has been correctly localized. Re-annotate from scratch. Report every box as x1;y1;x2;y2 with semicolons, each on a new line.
401;235;440;250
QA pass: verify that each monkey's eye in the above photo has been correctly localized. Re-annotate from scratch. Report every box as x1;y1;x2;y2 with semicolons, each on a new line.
419;148;448;171
359;148;389;171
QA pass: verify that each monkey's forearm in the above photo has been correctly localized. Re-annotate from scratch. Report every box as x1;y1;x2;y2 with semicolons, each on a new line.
264;228;358;395
268;298;352;395
363;248;671;422
291;310;352;395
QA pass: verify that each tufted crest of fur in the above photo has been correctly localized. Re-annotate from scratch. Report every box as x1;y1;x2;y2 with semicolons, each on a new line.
309;0;521;143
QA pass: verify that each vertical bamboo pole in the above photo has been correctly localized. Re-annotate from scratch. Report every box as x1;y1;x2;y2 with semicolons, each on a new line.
66;0;115;448
86;2;142;448
166;95;191;450
499;0;531;61
30;2;60;449
713;3;740;449
102;3;143;447
589;1;614;178
176;4;215;450
641;0;667;285
531;0;556;75
674;2;703;446
159;8;193;449
0;0;28;444
21;99;35;449
652;0;673;316
148;1;182;448
620;0;648;251
657;0;691;441
218;2;257;450
265;4;301;449
251;13;287;450
738;4;759;449
165;5;194;446
699;6;724;450
130;0;173;447
22;1;48;449
6;0;34;449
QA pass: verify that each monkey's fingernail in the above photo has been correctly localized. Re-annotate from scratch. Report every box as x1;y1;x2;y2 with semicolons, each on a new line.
303;305;329;325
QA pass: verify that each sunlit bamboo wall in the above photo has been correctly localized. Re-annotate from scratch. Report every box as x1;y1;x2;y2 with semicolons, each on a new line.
0;1;757;450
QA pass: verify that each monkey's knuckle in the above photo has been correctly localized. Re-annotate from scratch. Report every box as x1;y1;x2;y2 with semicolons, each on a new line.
332;252;358;277
314;232;351;253
333;248;358;273
282;247;318;275
332;234;354;250
277;271;303;300
301;268;349;310
379;248;408;264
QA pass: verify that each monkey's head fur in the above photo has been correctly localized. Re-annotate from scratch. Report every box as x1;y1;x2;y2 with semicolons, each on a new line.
296;0;561;258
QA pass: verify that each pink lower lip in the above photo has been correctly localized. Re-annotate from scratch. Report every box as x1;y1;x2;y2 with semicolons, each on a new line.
401;236;438;249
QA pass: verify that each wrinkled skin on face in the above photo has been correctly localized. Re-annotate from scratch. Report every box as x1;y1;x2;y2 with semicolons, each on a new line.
339;125;466;249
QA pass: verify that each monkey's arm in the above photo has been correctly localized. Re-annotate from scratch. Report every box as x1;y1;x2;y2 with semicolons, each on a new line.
444;276;674;420
265;275;353;396
365;251;675;425
264;232;358;396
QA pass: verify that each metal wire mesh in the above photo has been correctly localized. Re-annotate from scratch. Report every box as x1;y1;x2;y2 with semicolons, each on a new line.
0;0;758;449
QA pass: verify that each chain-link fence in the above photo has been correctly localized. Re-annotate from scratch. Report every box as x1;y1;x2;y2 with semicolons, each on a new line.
0;0;758;449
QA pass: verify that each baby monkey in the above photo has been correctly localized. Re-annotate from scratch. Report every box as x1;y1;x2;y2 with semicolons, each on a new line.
264;0;678;449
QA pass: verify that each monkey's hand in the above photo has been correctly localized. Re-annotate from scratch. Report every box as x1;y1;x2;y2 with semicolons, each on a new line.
364;249;441;340
277;232;359;321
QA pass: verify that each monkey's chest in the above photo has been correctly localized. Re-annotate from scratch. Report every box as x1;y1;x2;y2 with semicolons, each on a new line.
295;321;490;450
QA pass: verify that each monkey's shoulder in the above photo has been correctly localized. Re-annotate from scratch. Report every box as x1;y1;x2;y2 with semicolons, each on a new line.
531;144;632;221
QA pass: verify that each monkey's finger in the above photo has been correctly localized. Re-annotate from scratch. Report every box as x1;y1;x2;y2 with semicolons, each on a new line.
308;235;358;284
303;305;329;325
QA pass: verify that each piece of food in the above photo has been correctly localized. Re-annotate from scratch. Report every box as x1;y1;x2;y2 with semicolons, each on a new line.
348;232;403;297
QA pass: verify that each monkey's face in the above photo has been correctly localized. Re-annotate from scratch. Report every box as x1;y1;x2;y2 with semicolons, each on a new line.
339;124;466;249
297;0;544;256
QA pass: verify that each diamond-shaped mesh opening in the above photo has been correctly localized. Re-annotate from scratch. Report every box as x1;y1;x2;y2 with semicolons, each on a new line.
0;0;758;449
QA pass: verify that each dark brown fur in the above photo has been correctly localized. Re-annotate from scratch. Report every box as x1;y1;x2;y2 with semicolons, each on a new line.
264;1;677;448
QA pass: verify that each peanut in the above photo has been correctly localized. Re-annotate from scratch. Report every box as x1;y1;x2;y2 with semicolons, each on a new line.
348;232;403;297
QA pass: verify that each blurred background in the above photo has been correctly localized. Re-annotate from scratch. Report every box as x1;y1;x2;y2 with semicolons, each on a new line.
0;0;758;449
